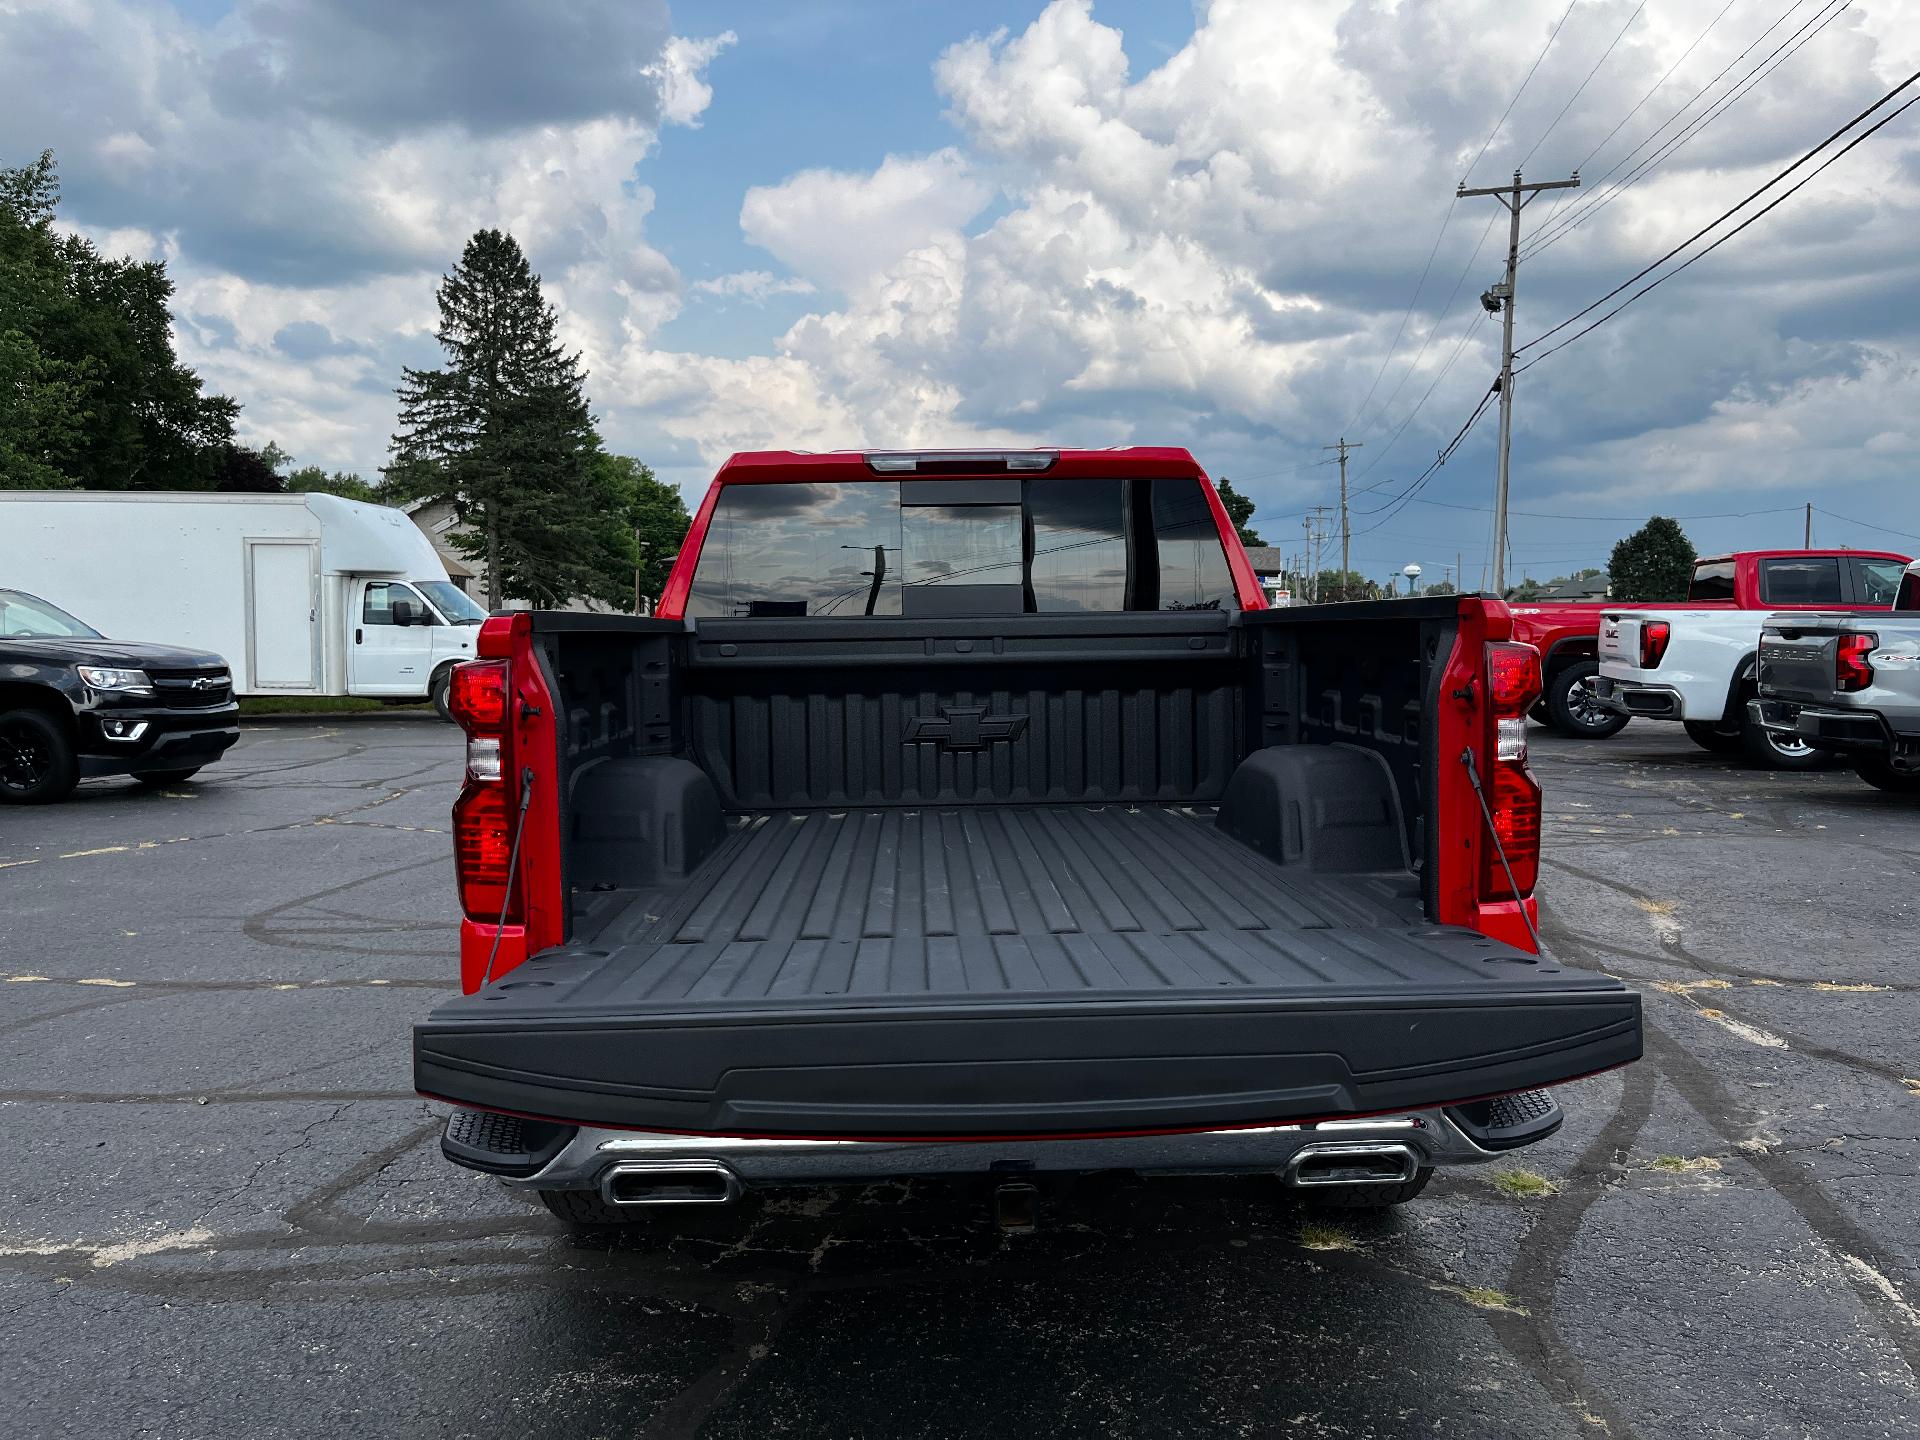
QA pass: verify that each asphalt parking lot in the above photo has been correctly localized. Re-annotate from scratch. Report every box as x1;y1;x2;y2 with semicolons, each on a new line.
3;718;1918;1438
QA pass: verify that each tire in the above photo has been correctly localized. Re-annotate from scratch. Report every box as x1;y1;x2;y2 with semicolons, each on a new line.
430;666;455;724
1739;707;1830;771
1683;720;1742;755
1544;659;1628;739
539;1188;646;1228
1298;1167;1434;1209
0;707;79;805
135;768;202;787
1854;757;1920;794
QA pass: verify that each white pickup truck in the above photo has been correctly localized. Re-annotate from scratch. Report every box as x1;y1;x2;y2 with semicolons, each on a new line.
1595;549;1909;769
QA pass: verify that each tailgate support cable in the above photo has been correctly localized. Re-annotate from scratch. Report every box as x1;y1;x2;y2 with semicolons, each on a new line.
1459;748;1544;953
480;765;537;989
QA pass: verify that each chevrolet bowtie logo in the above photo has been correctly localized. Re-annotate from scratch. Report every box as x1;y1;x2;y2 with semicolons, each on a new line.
903;705;1029;750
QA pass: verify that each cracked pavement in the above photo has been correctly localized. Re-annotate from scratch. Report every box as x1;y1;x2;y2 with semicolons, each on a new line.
1;717;1917;1437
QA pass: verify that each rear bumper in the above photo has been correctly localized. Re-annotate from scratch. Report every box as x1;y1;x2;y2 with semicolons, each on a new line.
1592;676;1685;720
446;1101;1563;1197
1750;699;1895;755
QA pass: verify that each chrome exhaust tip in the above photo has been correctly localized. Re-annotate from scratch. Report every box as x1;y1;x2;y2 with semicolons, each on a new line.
1284;1141;1421;1188
599;1159;743;1206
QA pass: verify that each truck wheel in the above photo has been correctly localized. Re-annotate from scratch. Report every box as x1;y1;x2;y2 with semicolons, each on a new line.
1544;660;1627;739
0;708;79;804
135;768;202;787
1683;721;1742;755
1739;710;1829;771
430;666;455;723
538;1188;646;1228
1298;1168;1434;1208
1854;757;1920;794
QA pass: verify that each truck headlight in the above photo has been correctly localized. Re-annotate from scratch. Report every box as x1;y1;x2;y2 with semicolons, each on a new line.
76;665;155;696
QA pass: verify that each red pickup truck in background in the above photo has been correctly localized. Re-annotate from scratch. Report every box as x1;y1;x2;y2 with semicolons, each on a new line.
1508;549;1909;744
417;447;1640;1228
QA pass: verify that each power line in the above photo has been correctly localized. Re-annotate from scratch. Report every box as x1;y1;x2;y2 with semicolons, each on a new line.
1523;0;1835;257
1812;506;1920;544
1351;379;1500;535
1524;0;1853;258
1527;0;1744;238
1343;195;1457;436
1516;80;1920;372
1461;0;1582;186
1344;0;1578;465
1410;497;1805;522
1521;67;1919;355
1349;309;1494;498
1517;1;1650;168
1576;0;1743;174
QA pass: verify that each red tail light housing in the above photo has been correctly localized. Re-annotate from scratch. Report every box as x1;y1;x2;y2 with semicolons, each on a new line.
453;782;517;922
448;659;509;731
448;657;520;924
1836;633;1877;692
1639;620;1671;670
1488;641;1543;717
1482;641;1544;904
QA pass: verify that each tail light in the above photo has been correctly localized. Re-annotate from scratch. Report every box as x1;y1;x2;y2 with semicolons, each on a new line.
1837;633;1877;692
1483;641;1544;903
449;657;520;924
452;782;516;920
1639;620;1671;670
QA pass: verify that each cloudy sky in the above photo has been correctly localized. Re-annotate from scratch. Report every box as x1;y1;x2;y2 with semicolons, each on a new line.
6;0;1918;584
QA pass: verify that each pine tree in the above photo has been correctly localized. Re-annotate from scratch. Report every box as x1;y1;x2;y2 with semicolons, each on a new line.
387;230;608;609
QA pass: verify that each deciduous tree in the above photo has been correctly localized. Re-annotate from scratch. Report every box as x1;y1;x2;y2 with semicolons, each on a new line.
1214;477;1264;547
1609;517;1696;601
0;151;237;489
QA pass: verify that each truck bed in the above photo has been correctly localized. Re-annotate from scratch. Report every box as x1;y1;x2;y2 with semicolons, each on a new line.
416;803;1639;1137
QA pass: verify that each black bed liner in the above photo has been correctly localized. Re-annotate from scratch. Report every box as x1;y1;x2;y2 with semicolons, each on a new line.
416;804;1639;1136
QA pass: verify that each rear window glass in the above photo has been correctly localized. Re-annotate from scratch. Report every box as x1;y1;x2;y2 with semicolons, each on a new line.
1760;556;1842;605
684;478;1236;618
1851;557;1906;606
1687;561;1735;601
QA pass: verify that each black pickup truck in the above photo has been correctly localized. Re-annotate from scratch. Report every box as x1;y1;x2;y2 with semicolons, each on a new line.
414;448;1640;1227
0;588;238;803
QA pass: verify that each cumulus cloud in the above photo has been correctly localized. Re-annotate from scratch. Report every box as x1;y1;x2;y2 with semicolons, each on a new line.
633;0;1920;563
10;0;1919;564
691;270;818;302
740;149;991;293
4;0;730;470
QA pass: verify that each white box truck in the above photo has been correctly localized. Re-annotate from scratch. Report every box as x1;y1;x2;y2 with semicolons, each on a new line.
0;491;489;712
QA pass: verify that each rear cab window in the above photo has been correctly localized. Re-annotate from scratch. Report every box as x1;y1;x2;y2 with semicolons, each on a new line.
1687;561;1735;601
1758;557;1842;606
1849;556;1906;606
685;477;1236;618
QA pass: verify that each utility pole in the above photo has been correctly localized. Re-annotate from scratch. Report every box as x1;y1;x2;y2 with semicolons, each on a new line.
1323;437;1362;586
1458;169;1579;593
1302;506;1334;602
1804;502;1813;547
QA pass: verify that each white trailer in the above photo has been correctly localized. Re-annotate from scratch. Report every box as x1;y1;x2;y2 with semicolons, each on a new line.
0;491;488;705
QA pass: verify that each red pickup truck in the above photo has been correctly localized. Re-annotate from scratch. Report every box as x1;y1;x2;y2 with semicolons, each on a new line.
416;448;1639;1229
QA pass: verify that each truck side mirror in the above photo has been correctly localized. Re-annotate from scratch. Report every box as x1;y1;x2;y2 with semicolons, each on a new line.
390;599;414;627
